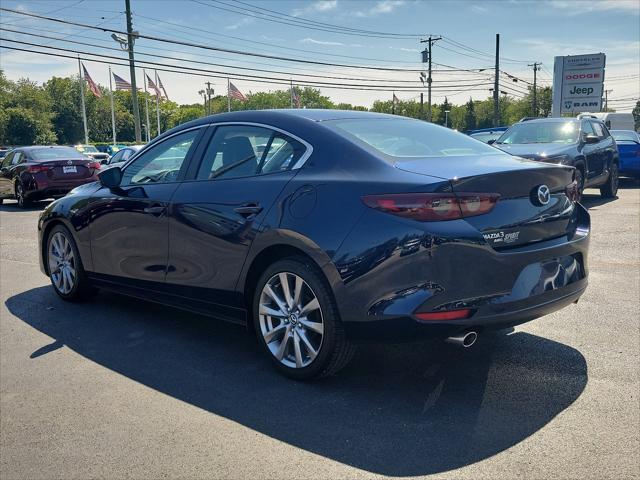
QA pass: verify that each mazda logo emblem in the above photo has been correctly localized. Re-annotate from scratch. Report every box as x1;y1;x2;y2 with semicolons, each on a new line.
535;185;550;206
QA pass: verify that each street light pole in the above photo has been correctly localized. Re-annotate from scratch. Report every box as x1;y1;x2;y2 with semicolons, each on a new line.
125;0;141;142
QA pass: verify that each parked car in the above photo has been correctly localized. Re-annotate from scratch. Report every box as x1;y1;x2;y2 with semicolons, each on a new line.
578;112;635;131
0;148;11;160
467;127;509;144
610;130;640;178
492;117;619;199
72;144;110;163
102;145;144;168
38;110;590;379
0;146;101;207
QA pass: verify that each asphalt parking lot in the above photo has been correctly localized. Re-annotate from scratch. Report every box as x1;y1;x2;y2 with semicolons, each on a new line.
1;180;638;480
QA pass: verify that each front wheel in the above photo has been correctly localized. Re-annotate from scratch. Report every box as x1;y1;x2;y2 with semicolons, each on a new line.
253;257;355;380
15;182;30;208
46;225;96;301
574;168;585;203
600;162;619;198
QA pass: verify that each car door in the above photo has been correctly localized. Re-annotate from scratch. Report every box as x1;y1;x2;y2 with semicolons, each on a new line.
588;121;608;178
86;127;205;285
0;152;16;196
580;121;602;181
166;124;310;320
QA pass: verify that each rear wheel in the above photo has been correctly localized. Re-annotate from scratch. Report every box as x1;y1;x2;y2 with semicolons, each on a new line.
46;225;95;301
253;257;355;380
15;182;30;208
600;162;619;198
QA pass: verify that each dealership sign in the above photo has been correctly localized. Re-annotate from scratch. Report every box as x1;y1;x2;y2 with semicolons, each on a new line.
552;53;606;116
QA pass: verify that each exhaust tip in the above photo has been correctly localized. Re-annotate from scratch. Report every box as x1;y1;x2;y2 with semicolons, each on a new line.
445;331;478;348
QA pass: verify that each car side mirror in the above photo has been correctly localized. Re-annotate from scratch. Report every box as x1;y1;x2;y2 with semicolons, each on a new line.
100;158;109;165
98;166;122;188
584;134;599;144
487;139;496;145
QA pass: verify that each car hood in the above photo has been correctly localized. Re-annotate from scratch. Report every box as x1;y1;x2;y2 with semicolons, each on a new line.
494;143;574;159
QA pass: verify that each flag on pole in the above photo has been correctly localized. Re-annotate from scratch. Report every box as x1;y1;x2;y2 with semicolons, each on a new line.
228;82;247;101
292;88;301;108
157;74;169;100
113;73;132;91
146;74;162;97
82;63;101;98
393;93;400;104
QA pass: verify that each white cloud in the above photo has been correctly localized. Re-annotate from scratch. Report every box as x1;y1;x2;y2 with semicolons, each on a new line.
548;0;639;15
470;4;489;14
300;37;344;46
355;0;406;17
292;0;338;16
225;17;253;30
389;46;420;53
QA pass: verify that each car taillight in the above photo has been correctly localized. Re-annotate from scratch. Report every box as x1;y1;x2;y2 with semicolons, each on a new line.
361;193;499;221
415;309;473;321
565;180;579;202
87;162;101;170
27;165;51;173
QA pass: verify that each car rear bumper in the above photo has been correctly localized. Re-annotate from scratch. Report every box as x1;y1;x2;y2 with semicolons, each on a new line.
26;178;98;199
333;203;590;342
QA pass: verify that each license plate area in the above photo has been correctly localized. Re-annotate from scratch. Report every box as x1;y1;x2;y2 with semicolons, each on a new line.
63;166;77;174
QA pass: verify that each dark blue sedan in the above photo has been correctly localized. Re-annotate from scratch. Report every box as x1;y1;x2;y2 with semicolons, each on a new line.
38;110;590;379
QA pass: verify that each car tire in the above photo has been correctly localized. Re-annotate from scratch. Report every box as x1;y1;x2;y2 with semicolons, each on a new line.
600;162;619;198
46;224;97;302
253;256;355;380
15;182;31;209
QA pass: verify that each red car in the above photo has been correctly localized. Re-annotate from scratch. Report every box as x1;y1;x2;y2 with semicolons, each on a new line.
0;146;101;208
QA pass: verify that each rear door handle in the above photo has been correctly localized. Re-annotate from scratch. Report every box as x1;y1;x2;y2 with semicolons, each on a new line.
234;203;263;217
144;205;166;216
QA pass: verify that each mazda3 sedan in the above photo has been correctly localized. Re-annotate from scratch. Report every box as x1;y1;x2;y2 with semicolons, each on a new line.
38;110;590;379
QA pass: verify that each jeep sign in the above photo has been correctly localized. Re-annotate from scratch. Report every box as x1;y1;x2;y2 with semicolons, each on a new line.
552;53;606;116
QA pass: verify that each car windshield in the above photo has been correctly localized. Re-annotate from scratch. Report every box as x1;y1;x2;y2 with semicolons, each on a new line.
327;118;502;158
76;145;98;153
496;121;579;145
470;132;503;143
30;147;86;161
611;131;639;143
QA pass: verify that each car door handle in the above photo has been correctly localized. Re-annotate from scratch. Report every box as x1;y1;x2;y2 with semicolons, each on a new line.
144;205;166;216
234;203;263;217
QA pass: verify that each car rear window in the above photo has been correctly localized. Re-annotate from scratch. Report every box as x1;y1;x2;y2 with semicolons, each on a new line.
496;121;579;145
30;147;86;161
611;131;639;143
326;118;502;158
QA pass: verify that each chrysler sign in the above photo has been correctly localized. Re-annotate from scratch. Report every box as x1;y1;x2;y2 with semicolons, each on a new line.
552;53;606;116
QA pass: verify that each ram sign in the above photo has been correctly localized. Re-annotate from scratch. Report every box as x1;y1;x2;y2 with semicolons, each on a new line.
551;53;606;116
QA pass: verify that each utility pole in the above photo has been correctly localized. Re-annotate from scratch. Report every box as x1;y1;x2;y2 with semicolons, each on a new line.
493;33;500;127
528;62;541;117
604;89;613;111
125;0;141;142
420;35;442;122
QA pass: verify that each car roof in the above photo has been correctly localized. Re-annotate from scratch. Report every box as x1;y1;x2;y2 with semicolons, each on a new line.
15;145;79;151
518;117;580;124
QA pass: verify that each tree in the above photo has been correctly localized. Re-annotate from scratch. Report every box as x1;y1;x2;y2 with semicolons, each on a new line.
464;97;477;131
632;100;640;131
434;97;452;126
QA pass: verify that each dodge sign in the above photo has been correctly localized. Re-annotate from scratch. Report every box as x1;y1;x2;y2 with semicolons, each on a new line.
552;53;606;116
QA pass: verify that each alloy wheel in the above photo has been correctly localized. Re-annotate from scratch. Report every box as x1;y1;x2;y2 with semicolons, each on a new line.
48;232;77;295
15;183;24;207
259;272;324;369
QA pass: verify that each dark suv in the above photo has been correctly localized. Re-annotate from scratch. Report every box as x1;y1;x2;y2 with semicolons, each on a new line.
492;117;619;199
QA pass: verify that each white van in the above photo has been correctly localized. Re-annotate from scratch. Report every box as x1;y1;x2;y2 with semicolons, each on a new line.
577;112;636;131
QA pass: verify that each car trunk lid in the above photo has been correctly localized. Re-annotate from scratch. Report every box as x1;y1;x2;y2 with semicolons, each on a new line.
394;154;576;249
42;159;96;181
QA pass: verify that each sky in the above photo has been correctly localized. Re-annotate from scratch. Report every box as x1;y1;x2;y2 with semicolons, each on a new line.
0;0;638;111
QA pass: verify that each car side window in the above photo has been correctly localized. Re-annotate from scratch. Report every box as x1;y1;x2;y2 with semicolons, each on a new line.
582;121;595;136
121;129;199;185
197;125;306;180
122;149;134;161
1;152;14;168
12;152;23;165
109;150;124;164
591;122;605;139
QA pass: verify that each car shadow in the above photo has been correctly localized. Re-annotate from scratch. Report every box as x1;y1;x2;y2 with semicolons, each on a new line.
6;287;588;476
0;200;51;212
581;177;637;209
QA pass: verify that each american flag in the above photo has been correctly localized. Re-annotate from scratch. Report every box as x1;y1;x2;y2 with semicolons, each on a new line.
292;88;301;108
228;82;247;101
157;75;169;100
146;74;162;97
113;73;132;91
393;93;399;104
82;64;101;98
